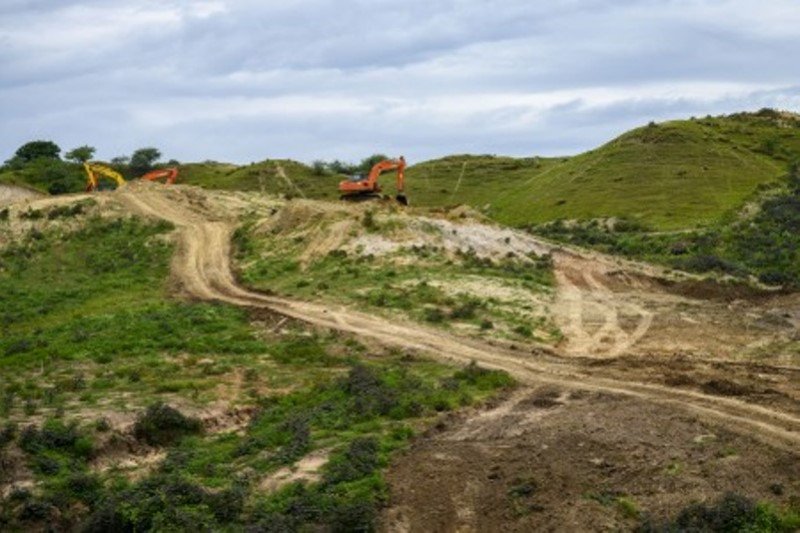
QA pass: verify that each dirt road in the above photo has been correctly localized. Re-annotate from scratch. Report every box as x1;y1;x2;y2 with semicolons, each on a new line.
115;189;800;453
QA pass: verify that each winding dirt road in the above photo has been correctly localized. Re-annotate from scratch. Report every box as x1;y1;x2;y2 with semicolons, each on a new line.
119;189;800;453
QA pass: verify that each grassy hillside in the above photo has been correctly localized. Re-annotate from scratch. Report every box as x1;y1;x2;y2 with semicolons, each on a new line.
4;111;797;231
180;159;339;200
170;111;800;230
408;111;799;230
534;165;800;287
405;155;561;211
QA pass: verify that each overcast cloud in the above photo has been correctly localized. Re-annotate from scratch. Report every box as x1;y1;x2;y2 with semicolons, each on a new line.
1;0;799;163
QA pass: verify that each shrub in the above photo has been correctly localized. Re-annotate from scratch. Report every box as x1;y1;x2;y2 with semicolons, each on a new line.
323;437;380;485
19;419;92;458
678;254;744;276
362;210;377;231
454;361;514;390
449;298;483;320
638;493;800;532
133;403;202;446
514;324;533;338
423;307;445;323
83;473;243;532
276;415;311;463
0;422;17;447
340;365;397;417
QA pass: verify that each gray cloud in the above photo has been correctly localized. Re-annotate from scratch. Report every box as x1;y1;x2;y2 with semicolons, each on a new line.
1;0;798;163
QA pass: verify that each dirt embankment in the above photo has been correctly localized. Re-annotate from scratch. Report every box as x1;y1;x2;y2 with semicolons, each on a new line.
0;183;43;206
382;387;800;532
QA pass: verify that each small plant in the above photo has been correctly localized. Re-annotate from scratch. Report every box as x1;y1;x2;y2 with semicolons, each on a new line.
0;422;17;447
514;324;533;338
423;307;445;323
362;210;377;231
616;496;640;519
449;297;483;320
23;398;36;416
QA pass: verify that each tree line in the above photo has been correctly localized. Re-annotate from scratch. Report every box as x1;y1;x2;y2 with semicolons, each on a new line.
2;140;175;194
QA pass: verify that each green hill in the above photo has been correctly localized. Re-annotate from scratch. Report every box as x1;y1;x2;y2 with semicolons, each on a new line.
180;159;339;200
407;111;800;230
3;111;798;230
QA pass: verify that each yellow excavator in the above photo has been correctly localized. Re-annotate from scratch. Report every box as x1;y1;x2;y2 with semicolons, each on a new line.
83;162;126;192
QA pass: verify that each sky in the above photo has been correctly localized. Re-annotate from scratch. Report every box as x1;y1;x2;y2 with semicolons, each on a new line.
1;0;799;165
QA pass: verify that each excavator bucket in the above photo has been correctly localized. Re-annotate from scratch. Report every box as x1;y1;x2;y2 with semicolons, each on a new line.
395;194;408;206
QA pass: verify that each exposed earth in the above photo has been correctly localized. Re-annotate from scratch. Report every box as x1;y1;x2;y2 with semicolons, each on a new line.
3;182;799;530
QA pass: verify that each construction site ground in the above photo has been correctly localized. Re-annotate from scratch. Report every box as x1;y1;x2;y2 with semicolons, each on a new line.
2;182;798;530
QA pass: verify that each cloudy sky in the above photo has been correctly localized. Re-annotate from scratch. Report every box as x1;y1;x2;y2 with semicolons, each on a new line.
1;0;799;164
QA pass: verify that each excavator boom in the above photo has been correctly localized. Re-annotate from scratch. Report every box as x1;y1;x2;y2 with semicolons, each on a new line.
84;162;126;192
140;167;178;184
338;156;407;205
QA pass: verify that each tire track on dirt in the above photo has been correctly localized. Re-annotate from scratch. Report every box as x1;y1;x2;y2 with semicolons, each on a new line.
119;191;800;452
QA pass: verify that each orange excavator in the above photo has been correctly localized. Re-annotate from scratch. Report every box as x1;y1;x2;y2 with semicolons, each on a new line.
338;156;408;205
84;162;126;192
139;167;178;184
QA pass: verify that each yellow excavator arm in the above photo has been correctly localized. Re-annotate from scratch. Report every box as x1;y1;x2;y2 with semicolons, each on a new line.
84;162;126;192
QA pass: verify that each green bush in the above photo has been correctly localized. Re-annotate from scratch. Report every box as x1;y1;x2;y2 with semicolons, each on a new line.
638;493;800;532
133;403;202;446
18;419;93;459
83;473;245;532
323;437;380;485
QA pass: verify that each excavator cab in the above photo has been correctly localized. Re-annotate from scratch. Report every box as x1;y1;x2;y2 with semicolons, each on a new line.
339;156;408;205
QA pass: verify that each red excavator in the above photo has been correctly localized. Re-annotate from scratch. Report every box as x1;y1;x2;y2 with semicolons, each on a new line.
338;157;407;205
140;167;179;184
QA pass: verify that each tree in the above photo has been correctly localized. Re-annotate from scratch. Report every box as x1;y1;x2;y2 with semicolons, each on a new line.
311;160;329;176
64;145;96;163
328;160;355;175
358;154;390;174
110;156;130;166
130;147;162;174
13;140;61;163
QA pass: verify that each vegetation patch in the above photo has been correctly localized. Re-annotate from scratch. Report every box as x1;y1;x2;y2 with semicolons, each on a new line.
637;493;800;532
533;164;800;288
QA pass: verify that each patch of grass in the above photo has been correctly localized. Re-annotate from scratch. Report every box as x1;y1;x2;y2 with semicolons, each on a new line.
180;159;335;200
0;217;268;378
616;496;640;519
638;493;800;533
